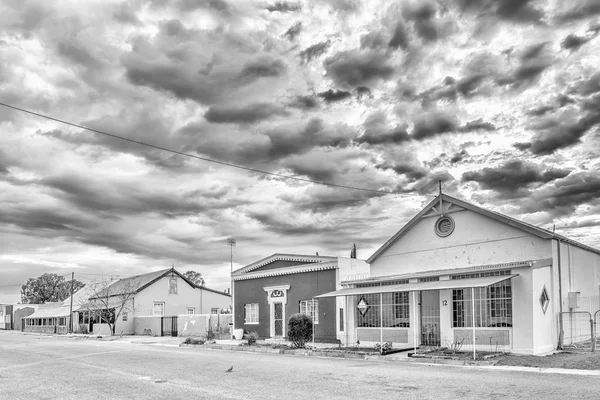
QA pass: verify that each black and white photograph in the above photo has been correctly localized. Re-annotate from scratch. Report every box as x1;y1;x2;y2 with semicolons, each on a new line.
2;0;600;398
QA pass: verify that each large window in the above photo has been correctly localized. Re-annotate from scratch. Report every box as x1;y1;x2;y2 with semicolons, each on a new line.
299;300;319;324
452;280;512;328
153;302;165;316
357;292;410;328
244;303;259;324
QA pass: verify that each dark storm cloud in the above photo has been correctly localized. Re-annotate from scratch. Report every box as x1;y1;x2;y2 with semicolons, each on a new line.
39;174;224;217
459;119;496;132
404;2;438;41
524;112;600;155
462;160;571;194
355;86;372;99
522;172;600;217
247;210;335;235
0;206;95;233
317;89;353;103
411;112;457;140
414;171;456;195
456;74;485;96
113;2;141;25
237;57;287;82
360;32;386;50
388;22;410;49
324;50;395;87
527;105;555;117
204;103;288;124
299;41;331;64
289;95;319;110
571;72;600;95
509;42;554;85
356;112;410;145
265;2;301;12
456;0;543;22
561;34;591;51
555;1;600;23
450;149;468;164
265;118;355;159
283;22;302;41
376;160;427;181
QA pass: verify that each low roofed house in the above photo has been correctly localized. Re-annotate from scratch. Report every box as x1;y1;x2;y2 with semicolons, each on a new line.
317;193;600;355
75;267;231;336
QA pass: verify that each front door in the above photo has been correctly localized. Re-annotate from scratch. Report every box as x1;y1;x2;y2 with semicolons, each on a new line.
420;290;441;346
274;303;283;337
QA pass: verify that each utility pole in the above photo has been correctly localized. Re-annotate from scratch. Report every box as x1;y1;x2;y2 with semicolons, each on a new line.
227;238;236;331
69;272;74;334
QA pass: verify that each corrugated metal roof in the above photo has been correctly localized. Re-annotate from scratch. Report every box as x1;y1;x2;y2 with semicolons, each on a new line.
25;305;71;318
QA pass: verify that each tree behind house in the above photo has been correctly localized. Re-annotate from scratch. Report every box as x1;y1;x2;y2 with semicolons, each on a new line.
81;278;138;336
21;273;85;304
183;270;205;286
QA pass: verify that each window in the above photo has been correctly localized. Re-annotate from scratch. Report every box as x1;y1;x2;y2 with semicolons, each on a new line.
299;300;319;324
59;317;66;326
169;277;178;294
357;292;410;328
187;308;195;315
153;302;165;316
122;312;128;322
339;308;344;332
211;308;219;314
452;280;513;328
244;303;259;324
540;286;550;315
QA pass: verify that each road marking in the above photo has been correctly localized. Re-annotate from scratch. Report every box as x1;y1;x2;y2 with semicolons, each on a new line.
0;350;127;372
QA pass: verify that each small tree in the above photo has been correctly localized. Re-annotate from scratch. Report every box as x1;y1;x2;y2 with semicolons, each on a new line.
81;278;138;336
288;313;313;348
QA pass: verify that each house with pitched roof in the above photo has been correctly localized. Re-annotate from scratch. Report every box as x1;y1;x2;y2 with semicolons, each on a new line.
21;267;231;336
232;254;368;341
317;193;600;355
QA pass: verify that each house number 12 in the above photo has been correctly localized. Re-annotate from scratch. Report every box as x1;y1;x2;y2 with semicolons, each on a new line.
441;300;448;306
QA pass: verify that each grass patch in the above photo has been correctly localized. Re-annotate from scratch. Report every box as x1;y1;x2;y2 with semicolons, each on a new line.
183;337;205;345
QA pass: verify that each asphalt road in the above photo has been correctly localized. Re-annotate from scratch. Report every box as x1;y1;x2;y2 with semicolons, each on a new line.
1;332;600;400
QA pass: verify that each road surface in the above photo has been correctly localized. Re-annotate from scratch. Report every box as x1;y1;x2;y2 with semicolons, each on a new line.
1;331;599;399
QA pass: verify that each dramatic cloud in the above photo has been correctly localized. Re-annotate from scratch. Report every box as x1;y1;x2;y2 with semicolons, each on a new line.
462;160;571;194
283;21;302;41
3;0;600;295
324;50;395;87
204;103;289;124
317;89;353;103
411;112;458;140
299;41;331;64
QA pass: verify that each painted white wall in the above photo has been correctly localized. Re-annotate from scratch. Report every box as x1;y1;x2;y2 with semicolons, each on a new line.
134;276;200;317
532;266;554;355
511;269;534;353
336;257;370;344
198;288;231;314
370;210;551;277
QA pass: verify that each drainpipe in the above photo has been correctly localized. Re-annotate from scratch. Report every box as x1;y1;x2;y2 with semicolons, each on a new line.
556;238;564;350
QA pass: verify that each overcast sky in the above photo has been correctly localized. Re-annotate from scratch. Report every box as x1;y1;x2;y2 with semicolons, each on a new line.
1;0;600;302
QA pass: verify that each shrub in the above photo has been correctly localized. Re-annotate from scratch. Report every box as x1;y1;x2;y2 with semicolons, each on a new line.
247;331;259;345
375;341;393;353
287;313;312;348
183;337;205;345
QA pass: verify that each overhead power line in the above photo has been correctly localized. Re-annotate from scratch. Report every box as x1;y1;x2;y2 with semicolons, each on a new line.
0;101;431;197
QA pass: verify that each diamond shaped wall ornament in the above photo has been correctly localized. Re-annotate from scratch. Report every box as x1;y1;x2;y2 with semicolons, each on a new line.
539;286;549;315
357;296;370;317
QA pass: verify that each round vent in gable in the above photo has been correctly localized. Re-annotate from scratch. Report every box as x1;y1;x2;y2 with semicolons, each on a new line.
435;215;455;237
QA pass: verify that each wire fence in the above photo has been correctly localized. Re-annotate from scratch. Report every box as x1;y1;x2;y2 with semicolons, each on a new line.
559;295;600;352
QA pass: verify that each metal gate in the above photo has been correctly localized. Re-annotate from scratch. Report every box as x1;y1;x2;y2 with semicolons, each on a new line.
420;290;441;346
161;316;178;337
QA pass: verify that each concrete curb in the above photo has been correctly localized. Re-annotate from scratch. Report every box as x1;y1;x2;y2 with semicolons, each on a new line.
178;343;600;375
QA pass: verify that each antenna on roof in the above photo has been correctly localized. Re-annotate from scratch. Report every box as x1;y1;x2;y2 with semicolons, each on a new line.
439;180;442;195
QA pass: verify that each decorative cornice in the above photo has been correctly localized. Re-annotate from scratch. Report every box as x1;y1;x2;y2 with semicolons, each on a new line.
232;253;337;276
233;261;337;281
343;259;536;285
